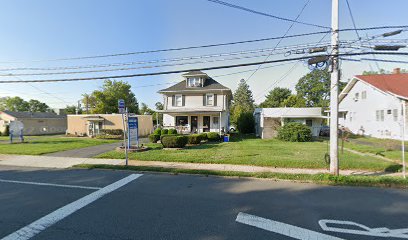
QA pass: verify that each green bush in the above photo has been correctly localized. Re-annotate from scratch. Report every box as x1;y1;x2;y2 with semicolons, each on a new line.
168;128;177;135
100;129;123;136
199;133;208;141
161;129;169;135
153;128;162;135
2;125;10;136
149;134;161;143
277;122;312;142
236;112;255;134
95;134;122;140
161;135;188;148
206;132;220;141
160;134;178;141
187;134;202;145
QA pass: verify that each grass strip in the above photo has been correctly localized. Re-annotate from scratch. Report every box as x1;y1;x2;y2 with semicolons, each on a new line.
75;164;408;189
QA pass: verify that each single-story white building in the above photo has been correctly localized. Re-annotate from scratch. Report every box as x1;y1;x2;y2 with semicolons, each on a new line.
254;107;325;139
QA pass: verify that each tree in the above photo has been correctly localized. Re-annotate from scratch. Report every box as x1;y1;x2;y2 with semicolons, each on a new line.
259;87;292;108
295;70;345;107
155;102;164;110
65;105;82;114
86;80;139;114
140;103;155;115
230;79;255;126
28;99;50;112
281;94;306;107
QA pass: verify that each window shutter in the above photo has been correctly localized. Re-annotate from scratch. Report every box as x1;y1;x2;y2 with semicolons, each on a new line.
214;94;217;106
203;94;206;106
172;95;175;107
182;95;186;106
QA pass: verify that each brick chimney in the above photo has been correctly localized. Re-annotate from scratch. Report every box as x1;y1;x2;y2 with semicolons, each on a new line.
393;68;401;74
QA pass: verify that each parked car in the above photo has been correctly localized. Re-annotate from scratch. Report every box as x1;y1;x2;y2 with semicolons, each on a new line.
319;126;330;137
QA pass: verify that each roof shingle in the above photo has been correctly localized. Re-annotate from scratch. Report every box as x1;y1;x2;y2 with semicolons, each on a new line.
1;110;65;119
355;73;408;99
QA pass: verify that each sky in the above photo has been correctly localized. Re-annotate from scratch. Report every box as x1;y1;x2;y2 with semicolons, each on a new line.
0;0;407;110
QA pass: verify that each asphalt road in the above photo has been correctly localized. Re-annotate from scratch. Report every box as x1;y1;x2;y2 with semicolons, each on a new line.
0;165;407;240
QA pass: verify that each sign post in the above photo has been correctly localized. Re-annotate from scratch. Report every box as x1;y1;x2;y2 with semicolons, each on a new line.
128;116;139;148
118;99;128;166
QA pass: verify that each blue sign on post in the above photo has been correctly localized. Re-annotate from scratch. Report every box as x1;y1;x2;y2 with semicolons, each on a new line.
118;99;125;114
128;116;139;147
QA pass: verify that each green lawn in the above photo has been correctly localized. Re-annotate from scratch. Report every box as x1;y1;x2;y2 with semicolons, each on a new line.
96;136;400;172
0;136;118;155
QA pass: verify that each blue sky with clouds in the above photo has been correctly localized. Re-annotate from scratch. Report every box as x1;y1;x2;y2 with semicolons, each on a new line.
0;0;407;109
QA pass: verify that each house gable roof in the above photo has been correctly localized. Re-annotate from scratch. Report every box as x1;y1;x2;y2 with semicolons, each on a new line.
340;73;408;102
1;110;65;119
158;77;231;93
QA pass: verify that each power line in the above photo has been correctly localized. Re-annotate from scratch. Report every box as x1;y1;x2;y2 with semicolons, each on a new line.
207;0;329;29
246;0;311;83
345;0;360;40
0;25;406;64
0;51;406;84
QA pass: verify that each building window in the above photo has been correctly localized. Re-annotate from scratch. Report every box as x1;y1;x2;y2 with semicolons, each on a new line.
175;94;182;107
376;110;380;121
380;110;385;121
387;109;392;114
393;109;398;121
354;92;359;101
213;117;219;129
187;77;201;87
175;116;188;126
305;119;313;127
361;91;367;99
206;94;214;106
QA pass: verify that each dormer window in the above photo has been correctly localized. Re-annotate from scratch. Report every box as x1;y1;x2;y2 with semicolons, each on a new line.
187;77;202;87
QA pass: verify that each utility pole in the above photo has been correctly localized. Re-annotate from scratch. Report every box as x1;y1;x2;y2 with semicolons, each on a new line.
329;0;340;175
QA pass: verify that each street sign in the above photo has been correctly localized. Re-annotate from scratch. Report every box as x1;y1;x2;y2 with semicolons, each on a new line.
118;99;125;114
128;116;139;147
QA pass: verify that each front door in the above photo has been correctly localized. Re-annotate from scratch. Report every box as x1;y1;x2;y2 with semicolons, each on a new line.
203;116;210;132
191;116;198;133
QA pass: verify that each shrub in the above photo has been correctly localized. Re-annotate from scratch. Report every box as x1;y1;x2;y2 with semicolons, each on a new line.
199;133;208;141
161;129;169;135
2;125;10;136
168;128;177;135
149;134;161;143
100;129;123;136
187;134;202;145
153;128;162;135
161;135;188;148
277;122;312;142
236;112;255;134
95;134;122;140
160;134;178;141
206;132;220;141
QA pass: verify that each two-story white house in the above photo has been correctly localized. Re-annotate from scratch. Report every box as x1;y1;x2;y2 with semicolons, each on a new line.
339;68;408;140
158;71;232;134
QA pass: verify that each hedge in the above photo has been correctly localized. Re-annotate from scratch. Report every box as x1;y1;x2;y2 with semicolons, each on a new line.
100;129;123;136
161;129;169;135
236;112;255;134
149;134;161;143
160;134;178;141
187;134;202;145
206;132;220;141
199;133;208;141
277;122;312;142
161;135;188;148
168;128;177;135
95;134;122;140
153;128;162;135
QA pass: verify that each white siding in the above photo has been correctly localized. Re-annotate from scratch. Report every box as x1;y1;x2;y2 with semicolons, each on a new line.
339;80;406;139
165;94;226;110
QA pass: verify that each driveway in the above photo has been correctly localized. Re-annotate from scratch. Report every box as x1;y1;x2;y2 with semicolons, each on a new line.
0;165;407;240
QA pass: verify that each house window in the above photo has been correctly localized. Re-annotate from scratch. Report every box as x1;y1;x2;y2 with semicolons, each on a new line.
361;91;367;99
206;94;214;106
354;92;359;101
175;116;188;126
387;109;392;114
175;95;182;107
213;117;219;129
393;109;398;121
376;110;380;121
305;119;313;127
380;110;385;121
187;77;201;87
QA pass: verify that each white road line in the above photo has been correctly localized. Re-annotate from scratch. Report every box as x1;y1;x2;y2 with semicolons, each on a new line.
0;178;101;190
1;174;142;240
236;212;344;240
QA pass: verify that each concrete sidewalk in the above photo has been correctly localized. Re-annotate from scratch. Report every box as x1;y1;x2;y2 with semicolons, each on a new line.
0;154;124;168
0;154;402;177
